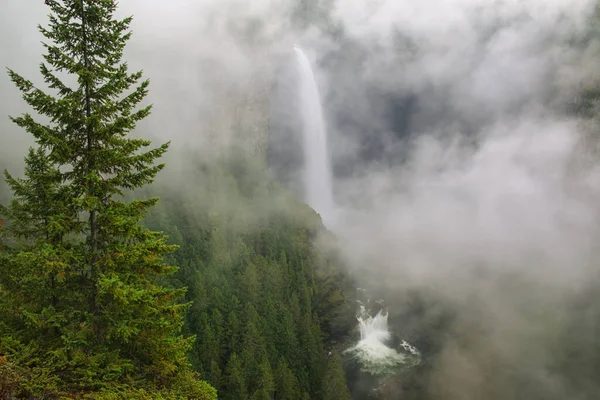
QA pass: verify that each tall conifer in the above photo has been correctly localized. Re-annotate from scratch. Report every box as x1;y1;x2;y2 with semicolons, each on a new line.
0;1;215;398
322;352;351;400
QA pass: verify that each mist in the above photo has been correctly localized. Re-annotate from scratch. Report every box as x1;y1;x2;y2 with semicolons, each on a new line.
326;0;600;398
2;0;600;398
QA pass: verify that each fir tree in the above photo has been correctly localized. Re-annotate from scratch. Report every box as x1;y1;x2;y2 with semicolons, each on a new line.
0;1;215;398
252;358;275;399
224;353;247;400
322;352;351;400
274;358;299;400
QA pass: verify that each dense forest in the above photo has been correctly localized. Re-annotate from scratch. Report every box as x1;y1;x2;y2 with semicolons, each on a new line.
3;0;600;400
144;151;357;399
0;1;356;398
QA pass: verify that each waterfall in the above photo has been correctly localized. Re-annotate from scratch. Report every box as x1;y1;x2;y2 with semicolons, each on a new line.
293;45;334;223
358;309;391;343
345;308;420;376
292;48;421;376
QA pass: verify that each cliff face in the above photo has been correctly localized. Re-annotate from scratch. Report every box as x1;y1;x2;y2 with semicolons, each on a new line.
233;72;273;159
269;55;305;198
195;50;276;164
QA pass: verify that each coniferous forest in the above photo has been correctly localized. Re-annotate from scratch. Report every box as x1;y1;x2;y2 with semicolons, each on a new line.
0;1;354;398
3;1;600;400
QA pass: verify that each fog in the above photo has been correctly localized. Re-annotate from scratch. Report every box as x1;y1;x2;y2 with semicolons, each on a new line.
326;1;600;398
2;0;600;398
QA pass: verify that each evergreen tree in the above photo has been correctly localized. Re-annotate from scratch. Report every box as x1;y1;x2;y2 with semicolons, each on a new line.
224;353;247;400
252;358;275;399
209;359;223;393
274;359;300;400
322;352;351;400
0;1;215;398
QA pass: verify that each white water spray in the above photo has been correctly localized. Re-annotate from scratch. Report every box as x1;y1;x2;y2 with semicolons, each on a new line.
358;308;392;344
346;307;420;376
293;45;334;223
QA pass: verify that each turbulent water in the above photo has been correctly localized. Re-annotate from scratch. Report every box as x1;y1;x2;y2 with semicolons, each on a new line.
345;307;420;376
293;46;334;224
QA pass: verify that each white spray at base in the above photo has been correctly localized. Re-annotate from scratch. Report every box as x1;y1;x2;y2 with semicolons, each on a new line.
293;45;335;224
345;306;420;376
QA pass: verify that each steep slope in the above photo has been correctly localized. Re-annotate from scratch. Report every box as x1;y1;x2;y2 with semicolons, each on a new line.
145;151;356;399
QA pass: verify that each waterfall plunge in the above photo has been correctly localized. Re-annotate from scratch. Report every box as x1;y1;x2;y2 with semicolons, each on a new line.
349;310;408;376
294;46;334;224
346;308;420;376
359;309;391;344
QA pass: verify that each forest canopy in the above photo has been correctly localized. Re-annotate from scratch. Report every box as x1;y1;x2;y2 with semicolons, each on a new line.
0;1;354;399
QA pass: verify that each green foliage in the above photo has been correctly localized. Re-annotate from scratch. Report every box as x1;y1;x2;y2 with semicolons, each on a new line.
322;352;351;400
79;371;216;399
144;152;356;399
0;0;214;398
274;359;300;400
224;353;246;400
0;355;21;398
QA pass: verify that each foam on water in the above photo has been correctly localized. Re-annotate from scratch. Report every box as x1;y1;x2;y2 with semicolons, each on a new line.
345;308;420;376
